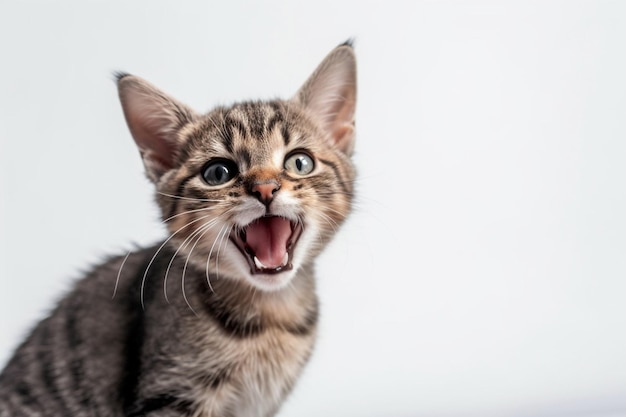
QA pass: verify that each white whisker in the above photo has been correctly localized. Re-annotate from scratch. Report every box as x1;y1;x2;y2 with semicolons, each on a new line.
180;220;219;313
215;224;233;282
206;224;228;290
112;250;132;299
163;217;220;306
140;214;213;310
157;191;222;203
162;204;224;223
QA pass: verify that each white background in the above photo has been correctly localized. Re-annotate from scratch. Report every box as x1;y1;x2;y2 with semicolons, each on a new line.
1;1;626;416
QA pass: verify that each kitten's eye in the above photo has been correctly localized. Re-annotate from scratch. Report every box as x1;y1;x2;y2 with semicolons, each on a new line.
284;152;315;176
201;159;238;186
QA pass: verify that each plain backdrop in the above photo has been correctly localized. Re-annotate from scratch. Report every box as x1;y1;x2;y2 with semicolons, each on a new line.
1;1;626;416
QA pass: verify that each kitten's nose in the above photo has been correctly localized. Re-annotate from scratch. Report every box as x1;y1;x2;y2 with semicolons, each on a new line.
251;180;280;207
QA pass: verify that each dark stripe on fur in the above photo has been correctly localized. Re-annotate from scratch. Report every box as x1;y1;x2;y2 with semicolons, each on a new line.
203;300;264;338
318;158;349;193
244;102;266;138
176;136;196;170
64;306;93;409
65;310;83;391
197;367;230;390
236;148;252;169
268;101;282;114
225;113;249;140
285;302;319;336
120;251;155;414
281;123;291;146
38;324;72;415
266;111;283;134
198;282;264;338
167;172;200;220
218;118;235;155
13;381;39;410
187;188;210;204
198;280;317;338
126;394;194;416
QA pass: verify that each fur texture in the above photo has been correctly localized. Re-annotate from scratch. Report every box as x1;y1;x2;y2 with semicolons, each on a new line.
0;43;356;417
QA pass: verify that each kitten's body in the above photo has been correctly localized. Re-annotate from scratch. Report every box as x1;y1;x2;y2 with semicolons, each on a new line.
0;43;356;416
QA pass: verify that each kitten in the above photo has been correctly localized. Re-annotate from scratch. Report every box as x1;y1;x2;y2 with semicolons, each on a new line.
0;42;356;417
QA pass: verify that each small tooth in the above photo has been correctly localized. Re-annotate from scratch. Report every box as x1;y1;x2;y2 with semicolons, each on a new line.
254;256;265;269
282;253;289;266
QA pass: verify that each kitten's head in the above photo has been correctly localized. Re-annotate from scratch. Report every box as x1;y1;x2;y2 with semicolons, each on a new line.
117;43;356;292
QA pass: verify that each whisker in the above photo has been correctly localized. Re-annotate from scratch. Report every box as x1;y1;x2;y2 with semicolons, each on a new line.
157;191;222;203
206;224;228;290
206;114;225;137
112;250;132;299
162;204;225;224
139;214;213;310
163;217;220;306
203;208;236;291
324;206;349;218
205;225;226;292
180;221;218;315
318;212;340;233
215;224;233;282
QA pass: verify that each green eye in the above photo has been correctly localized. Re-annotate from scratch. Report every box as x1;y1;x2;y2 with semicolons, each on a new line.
284;152;315;176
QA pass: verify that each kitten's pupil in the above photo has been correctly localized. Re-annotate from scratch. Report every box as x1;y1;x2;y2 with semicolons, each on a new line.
296;158;303;171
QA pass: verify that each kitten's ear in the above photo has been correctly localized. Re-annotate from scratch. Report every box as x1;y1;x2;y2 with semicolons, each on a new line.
116;73;197;182
294;42;357;155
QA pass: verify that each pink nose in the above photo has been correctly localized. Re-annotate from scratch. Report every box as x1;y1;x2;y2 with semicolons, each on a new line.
251;181;280;206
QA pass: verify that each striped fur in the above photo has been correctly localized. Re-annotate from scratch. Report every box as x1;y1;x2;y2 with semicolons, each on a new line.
0;43;356;416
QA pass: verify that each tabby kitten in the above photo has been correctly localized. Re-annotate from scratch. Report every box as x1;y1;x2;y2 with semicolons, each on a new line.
0;42;356;417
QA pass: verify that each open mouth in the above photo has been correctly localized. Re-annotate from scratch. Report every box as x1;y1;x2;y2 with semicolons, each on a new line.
230;216;303;275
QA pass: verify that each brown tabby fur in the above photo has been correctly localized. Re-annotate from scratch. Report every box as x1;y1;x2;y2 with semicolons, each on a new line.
0;42;357;416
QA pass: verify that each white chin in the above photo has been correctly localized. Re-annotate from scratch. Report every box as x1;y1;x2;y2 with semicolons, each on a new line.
245;270;296;292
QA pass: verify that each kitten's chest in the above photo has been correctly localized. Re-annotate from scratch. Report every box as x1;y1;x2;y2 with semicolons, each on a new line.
197;329;316;417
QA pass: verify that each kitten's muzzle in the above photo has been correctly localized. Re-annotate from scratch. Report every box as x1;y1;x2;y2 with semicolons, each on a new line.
230;216;303;275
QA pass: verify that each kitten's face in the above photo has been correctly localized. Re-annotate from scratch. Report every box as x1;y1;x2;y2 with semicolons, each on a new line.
157;101;355;291
117;44;356;291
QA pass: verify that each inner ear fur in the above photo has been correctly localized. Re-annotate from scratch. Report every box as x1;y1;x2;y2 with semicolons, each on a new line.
117;74;197;182
294;43;357;155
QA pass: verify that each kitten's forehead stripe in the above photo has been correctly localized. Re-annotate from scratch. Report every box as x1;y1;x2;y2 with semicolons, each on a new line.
220;120;235;155
224;112;249;140
281;123;291;146
265;105;284;134
243;102;267;138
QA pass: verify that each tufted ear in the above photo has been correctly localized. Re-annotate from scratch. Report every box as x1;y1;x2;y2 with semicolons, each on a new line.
116;73;197;182
294;41;357;155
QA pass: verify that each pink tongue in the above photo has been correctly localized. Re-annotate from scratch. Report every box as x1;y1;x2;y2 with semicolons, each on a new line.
246;217;292;268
